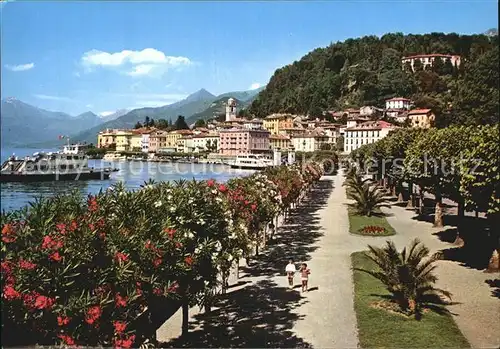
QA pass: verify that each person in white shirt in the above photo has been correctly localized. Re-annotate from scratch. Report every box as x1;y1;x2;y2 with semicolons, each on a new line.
285;259;296;289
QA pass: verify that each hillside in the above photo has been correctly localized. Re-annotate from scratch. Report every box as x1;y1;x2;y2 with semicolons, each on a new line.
248;32;499;126
1;98;102;147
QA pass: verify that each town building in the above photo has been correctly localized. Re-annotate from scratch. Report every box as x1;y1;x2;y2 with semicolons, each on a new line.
192;133;219;152
165;129;193;149
243;118;264;130
269;134;291;151
407;109;435;128
219;128;270;156
402;54;461;71
291;132;330;152
225;98;237;122
279;127;307;137
385;97;411;110
114;130;141;152
346;116;371;128
148;131;169;153
97;129;119;149
344;120;397;154
177;136;195;153
263;114;295;135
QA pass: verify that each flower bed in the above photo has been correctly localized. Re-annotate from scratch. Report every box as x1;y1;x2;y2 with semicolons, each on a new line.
1;162;324;348
358;225;389;236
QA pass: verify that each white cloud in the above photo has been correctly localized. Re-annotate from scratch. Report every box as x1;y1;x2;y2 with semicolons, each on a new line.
99;111;115;117
249;82;262;90
33;94;74;102
81;48;192;77
86;104;94;108
5;63;35;72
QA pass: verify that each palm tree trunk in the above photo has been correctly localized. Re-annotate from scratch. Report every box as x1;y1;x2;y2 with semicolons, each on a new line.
181;290;189;337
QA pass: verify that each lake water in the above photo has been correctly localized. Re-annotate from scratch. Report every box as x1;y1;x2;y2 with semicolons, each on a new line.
1;148;249;212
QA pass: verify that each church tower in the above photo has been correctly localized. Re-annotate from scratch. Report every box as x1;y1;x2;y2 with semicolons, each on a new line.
225;98;237;122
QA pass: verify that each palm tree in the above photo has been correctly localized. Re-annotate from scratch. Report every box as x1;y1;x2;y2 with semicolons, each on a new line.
356;239;452;318
348;181;392;216
343;167;373;199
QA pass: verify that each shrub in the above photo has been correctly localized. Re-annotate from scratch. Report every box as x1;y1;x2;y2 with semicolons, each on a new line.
358;225;388;235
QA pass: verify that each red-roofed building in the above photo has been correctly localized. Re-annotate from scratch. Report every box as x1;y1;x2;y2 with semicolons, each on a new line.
408;109;435;128
344;121;397;154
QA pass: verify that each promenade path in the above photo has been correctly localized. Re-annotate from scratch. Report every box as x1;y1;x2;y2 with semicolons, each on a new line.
157;170;499;348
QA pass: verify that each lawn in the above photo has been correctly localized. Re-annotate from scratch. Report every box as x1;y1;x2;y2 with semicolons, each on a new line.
351;252;470;349
348;208;396;236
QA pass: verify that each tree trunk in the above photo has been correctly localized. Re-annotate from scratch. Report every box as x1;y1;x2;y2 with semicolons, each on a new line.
406;182;414;209
454;198;465;247
391;185;396;197
418;187;425;216
434;190;444;228
236;258;239;279
181;292;189;337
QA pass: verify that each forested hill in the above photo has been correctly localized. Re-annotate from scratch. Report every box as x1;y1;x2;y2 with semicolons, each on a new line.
248;32;499;125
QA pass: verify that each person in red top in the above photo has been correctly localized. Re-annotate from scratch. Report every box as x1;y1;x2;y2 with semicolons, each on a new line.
299;263;310;292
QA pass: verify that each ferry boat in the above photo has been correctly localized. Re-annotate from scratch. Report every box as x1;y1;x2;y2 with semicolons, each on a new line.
229;154;274;170
0;144;113;182
103;152;127;161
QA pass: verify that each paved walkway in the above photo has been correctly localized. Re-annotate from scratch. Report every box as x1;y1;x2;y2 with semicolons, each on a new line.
157;170;499;348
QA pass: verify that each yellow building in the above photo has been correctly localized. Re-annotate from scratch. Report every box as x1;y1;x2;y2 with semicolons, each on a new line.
97;129;118;148
263;114;295;135
114;130;135;152
165;129;193;148
269;135;291;150
278;115;294;131
407;109;435;128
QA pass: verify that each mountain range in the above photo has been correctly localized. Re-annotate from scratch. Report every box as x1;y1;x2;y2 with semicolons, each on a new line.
0;87;264;147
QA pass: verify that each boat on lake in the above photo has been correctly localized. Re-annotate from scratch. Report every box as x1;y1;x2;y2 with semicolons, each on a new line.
0;144;113;182
229;154;274;170
103;152;128;161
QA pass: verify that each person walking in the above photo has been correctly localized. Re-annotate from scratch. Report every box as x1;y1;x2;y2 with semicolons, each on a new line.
299;263;311;292
285;259;296;289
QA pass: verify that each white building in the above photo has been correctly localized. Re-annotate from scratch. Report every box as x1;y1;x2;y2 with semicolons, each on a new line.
243;118;263;130
402;54;461;71
177;136;195;153
344;120;397;154
225;98;237;122
291;133;330;152
192;133;219;152
385;97;411;110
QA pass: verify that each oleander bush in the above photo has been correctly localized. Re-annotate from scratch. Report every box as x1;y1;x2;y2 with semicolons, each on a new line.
1;162;324;348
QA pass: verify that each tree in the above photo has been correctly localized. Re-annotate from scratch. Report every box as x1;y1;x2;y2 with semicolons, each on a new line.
174;115;189;130
134;121;143;129
194;119;207;128
453;46;499;125
144;116;150;127
356;239;452;318
149;118;156;127
156;119;169;130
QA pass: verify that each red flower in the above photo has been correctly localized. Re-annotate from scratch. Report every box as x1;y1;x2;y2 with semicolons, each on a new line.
164;228;176;239
34;295;55;310
96;218;105;228
1;261;12;275
3;285;20;300
88;223;95;231
218;184;227;192
56;223;67;235
57;316;71;326
113;320;127;334
207;179;215;187
153;287;163;296
153;258;162;267
175;242;183;249
115;293;127;308
22;291;41;308
85;305;102;325
115;252;129;263
88;196;99;212
184;256;194;266
19;259;37;270
69;220;78;232
145;240;153;249
251;204;257;211
114;334;136;349
2;223;16;243
49;252;62;262
99;232;106;240
41;236;63;250
58;334;75;346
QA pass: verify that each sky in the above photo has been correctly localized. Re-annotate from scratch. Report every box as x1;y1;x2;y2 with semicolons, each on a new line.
1;0;498;116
